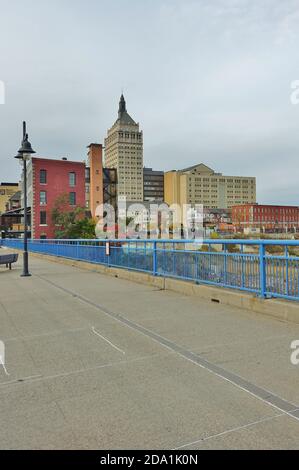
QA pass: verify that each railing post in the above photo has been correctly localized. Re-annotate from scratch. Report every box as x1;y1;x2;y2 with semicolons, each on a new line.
241;244;245;288
285;245;289;297
106;241;110;267
259;243;266;298
153;241;157;276
223;244;227;285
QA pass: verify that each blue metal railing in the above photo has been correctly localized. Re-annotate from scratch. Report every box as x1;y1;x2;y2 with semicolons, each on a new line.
1;238;299;302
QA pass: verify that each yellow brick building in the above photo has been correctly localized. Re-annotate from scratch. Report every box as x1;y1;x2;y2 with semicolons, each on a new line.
164;164;256;209
0;182;19;214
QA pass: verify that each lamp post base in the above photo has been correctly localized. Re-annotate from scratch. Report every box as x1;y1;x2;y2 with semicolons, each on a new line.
21;251;31;277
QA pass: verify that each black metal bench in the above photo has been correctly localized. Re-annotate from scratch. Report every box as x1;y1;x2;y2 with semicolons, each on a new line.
0;254;19;270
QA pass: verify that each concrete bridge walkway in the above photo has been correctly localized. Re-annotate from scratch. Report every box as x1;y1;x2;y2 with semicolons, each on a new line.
0;255;299;449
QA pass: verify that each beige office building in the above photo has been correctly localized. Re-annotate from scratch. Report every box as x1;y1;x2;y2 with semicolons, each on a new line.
165;163;256;209
104;95;143;201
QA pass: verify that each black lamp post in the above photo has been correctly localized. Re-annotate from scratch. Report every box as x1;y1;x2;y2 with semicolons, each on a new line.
15;122;36;277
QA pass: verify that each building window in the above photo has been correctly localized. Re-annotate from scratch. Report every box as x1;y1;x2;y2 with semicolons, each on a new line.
40;191;47;205
40;211;47;225
40;169;47;184
40;234;47;240
69;172;76;187
69;192;76;205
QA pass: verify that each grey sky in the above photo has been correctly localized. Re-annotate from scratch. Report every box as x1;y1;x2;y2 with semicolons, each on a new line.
0;0;298;204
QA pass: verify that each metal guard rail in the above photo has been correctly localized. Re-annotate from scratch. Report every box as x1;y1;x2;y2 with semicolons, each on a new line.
1;238;299;301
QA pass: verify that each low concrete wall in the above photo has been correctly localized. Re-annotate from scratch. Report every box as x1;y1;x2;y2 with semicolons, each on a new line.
7;248;299;324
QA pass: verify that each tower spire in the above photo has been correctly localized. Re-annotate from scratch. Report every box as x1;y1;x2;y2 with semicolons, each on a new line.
118;94;126;118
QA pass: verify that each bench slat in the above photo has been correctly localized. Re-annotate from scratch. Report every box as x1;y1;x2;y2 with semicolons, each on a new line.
0;254;18;264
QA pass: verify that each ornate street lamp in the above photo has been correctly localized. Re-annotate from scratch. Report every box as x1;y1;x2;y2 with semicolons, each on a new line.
15;122;35;277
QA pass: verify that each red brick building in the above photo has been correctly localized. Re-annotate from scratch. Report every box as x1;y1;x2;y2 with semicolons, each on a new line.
232;203;299;233
26;157;86;239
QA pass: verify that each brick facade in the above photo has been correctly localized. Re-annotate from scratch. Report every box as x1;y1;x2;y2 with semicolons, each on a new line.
29;157;85;239
232;204;299;232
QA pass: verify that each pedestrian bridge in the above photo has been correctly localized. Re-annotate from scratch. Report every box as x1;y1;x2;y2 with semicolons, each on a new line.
0;252;299;449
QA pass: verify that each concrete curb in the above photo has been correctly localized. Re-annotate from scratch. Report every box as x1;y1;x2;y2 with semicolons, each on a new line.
8;248;299;324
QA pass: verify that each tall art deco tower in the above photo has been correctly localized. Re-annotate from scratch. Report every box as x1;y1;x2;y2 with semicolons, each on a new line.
104;95;144;201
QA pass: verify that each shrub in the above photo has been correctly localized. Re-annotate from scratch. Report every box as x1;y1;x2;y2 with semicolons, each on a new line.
266;245;283;254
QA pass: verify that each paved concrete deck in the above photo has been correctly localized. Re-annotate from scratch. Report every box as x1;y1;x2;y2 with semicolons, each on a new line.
0;254;299;449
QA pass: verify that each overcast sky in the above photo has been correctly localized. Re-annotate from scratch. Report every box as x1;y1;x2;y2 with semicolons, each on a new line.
0;0;299;204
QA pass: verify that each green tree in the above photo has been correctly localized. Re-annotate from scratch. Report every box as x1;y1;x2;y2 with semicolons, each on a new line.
51;194;95;239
